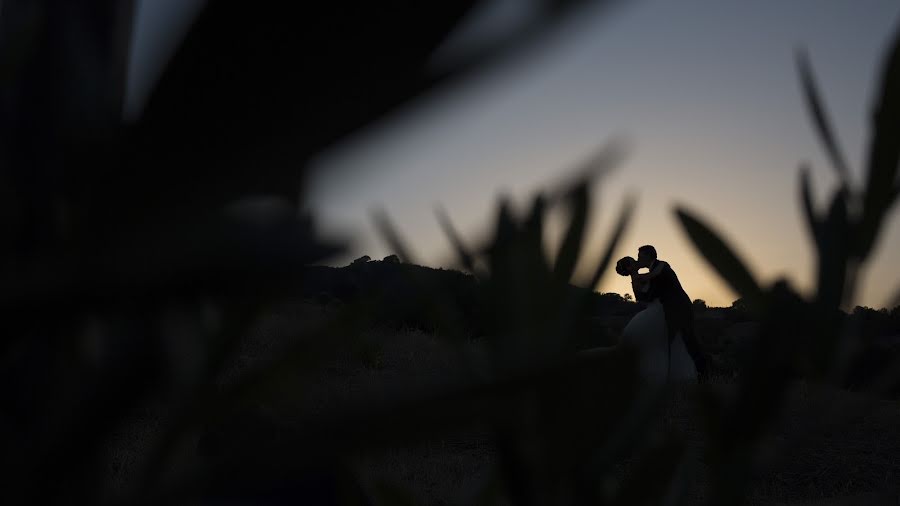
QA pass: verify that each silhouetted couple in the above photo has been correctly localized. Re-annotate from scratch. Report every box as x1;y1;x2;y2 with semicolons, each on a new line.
616;245;709;383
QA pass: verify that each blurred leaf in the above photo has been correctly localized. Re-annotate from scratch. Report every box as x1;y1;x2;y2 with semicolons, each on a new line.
137;300;264;492
815;189;850;308
857;27;900;259
492;197;519;255
435;204;478;274
796;49;852;184
546;138;629;203
118;1;623;235
675;208;763;307
372;208;420;265
553;182;589;283
524;193;548;249
587;193;636;290
372;208;477;347
798;164;821;245
128;3;482;212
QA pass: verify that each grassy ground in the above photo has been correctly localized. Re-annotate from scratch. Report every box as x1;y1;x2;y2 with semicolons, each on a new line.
103;302;900;505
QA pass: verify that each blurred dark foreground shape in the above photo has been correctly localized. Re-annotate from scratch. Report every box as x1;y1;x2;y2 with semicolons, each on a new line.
1;1;900;505
0;1;633;504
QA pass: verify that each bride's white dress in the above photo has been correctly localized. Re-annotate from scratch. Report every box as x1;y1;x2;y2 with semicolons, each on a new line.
620;299;697;385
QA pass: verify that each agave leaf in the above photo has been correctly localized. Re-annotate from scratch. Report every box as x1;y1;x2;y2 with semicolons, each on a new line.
675;208;763;305
371;208;420;265
798;164;821;245
796;49;852;184
20;312;166;503
546;138;629;204
0;0;136;264
138;301;265;491
435;204;478;274
815;189;850;308
553;182;589;283
373;207;478;345
373;207;478;342
124;1;621;234
488;197;519;272
524;193;547;250
587;193;636;290
857;27;900;260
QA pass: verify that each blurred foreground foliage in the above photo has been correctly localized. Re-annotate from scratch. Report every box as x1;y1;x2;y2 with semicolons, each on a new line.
0;1;898;505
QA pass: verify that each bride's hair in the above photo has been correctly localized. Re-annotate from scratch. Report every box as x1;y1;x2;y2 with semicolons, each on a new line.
615;256;636;276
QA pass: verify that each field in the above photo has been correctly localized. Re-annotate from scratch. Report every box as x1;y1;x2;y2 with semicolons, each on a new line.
103;301;900;505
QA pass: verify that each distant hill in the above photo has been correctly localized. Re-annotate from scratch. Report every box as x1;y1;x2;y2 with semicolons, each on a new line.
301;256;637;342
298;257;900;396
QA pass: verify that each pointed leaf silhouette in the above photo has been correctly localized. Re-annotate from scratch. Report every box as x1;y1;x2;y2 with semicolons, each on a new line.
373;207;477;344
545;138;628;203
553;182;589;283
857;27;900;260
435;204;478;274
815;189;850;308
588;194;636;290
675;208;763;305
798;164;822;245
121;1;620;234
372;208;419;265
796;49;852;184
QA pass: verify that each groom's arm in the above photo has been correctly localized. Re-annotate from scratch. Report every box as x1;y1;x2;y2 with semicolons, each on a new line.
631;261;667;282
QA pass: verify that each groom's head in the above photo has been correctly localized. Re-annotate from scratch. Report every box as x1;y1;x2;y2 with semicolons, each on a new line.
637;245;657;267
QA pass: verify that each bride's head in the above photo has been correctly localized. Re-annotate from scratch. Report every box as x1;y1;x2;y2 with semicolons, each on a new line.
615;256;636;276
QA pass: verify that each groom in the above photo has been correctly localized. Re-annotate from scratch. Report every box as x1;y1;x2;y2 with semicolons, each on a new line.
633;245;710;380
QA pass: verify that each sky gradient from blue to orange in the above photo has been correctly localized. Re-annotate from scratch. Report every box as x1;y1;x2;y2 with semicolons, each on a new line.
129;1;900;309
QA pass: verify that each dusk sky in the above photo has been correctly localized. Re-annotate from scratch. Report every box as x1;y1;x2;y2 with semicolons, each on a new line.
130;1;900;309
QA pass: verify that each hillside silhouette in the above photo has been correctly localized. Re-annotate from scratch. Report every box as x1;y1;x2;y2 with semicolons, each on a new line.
302;256;900;395
301;255;635;346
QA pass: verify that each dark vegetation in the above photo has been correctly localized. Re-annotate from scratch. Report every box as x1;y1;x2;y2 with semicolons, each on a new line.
307;257;900;393
1;1;899;505
301;257;632;346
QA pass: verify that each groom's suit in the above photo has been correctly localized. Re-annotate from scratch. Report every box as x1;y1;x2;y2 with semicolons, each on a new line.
634;260;708;376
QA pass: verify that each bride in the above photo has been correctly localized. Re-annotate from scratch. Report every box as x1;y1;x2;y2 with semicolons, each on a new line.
614;256;697;385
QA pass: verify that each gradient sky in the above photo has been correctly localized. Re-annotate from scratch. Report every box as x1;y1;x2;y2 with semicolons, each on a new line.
130;1;900;309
